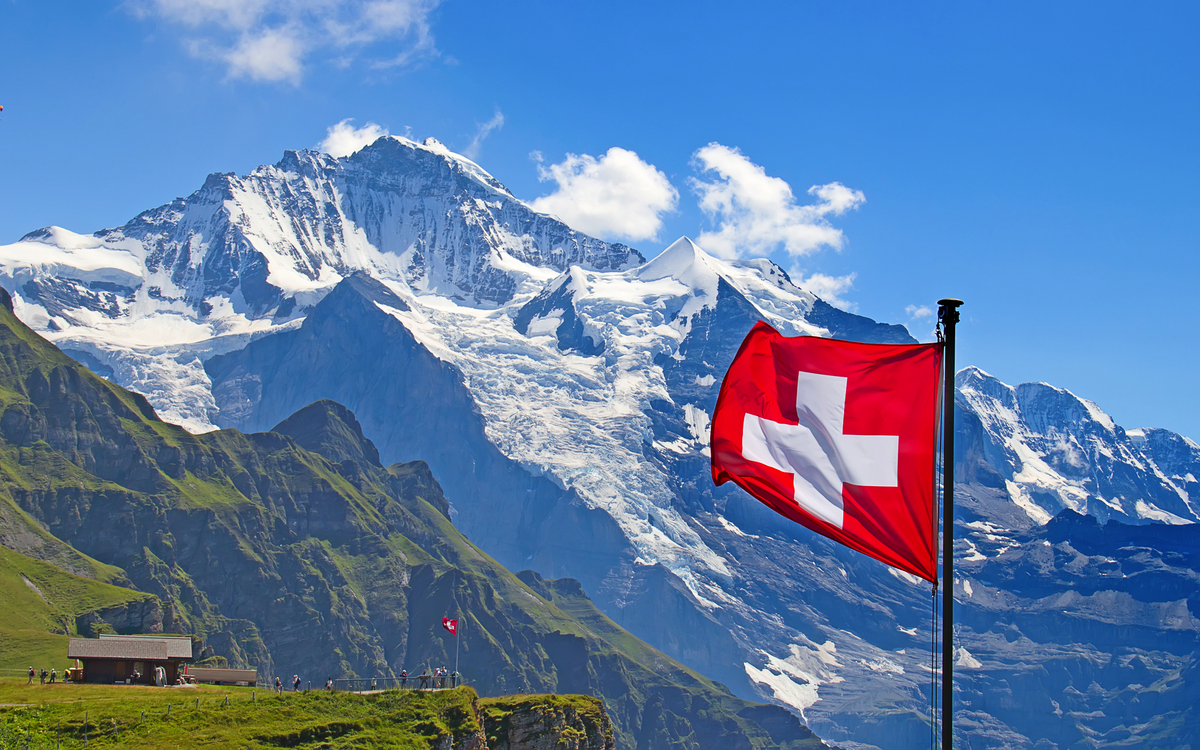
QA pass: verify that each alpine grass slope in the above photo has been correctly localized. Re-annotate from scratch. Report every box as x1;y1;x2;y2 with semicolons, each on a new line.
1;135;1197;748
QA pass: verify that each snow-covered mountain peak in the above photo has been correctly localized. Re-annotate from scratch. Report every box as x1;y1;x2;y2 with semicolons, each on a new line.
959;366;1118;436
1;134;644;332
0;228;145;307
958;367;1198;526
18;226;105;249
957;366;1018;409
637;236;721;290
343;134;515;199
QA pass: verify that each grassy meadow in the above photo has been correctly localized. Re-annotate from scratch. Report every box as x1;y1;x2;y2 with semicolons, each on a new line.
0;679;487;749
0;544;156;672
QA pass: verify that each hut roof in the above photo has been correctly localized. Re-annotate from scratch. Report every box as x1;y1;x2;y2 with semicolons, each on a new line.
68;638;169;661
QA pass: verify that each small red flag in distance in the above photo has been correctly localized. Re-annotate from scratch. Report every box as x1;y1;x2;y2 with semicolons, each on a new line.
711;322;943;582
442;617;458;636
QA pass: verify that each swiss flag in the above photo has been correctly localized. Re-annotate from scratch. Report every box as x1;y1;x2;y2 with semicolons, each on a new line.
711;322;943;581
442;617;458;636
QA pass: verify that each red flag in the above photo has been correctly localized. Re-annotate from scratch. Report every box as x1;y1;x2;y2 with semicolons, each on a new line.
711;322;943;581
442;617;458;636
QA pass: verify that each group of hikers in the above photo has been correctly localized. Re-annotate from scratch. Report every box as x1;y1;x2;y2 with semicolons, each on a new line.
272;674;305;694
398;666;457;690
27;666;59;684
298;666;459;693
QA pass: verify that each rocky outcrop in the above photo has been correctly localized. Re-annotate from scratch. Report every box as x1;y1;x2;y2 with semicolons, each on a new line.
75;597;164;636
480;695;614;750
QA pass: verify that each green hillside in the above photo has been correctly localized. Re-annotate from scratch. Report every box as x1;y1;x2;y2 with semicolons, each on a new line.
0;287;826;750
0;682;491;749
0;545;158;670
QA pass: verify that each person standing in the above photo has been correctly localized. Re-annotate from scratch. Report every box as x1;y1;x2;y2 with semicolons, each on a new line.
49;668;56;684
275;676;282;694
27;666;34;684
292;675;301;692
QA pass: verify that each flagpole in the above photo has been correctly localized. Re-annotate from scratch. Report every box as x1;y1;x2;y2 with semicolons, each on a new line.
455;616;461;681
937;298;962;750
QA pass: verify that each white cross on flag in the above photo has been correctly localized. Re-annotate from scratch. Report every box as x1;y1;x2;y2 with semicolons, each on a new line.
442;617;458;636
711;322;943;581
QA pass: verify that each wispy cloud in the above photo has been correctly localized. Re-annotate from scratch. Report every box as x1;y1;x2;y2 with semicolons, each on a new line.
795;270;857;311
318;119;389;157
690;143;864;260
905;305;937;341
530;147;678;243
127;0;442;83
462;110;505;160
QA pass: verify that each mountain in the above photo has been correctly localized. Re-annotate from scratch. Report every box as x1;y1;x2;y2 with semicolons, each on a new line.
956;365;1199;526
0;287;827;750
1;136;1197;748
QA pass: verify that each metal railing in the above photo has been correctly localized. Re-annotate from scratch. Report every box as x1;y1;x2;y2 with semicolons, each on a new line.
331;674;461;692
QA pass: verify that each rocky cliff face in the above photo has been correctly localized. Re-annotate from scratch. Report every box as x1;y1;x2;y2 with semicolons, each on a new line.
481;695;614;750
950;510;1200;748
75;597;164;637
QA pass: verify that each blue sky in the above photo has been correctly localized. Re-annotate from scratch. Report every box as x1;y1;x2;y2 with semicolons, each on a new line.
1;1;1198;438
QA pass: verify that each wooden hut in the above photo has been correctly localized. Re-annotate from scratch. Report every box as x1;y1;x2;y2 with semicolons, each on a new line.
67;635;193;685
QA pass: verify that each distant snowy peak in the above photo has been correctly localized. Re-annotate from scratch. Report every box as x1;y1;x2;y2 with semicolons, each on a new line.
636;237;723;296
957;366;1198;525
0;134;644;332
522;236;825;331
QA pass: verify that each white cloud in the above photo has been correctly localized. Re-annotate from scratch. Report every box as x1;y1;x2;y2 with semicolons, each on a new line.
529;148;678;243
463;110;505;160
905;305;938;342
690;143;865;260
224;27;304;83
127;0;442;83
794;270;857;311
318;119;390;157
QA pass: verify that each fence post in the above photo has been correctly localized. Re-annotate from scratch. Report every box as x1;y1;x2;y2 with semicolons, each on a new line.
84;710;88;747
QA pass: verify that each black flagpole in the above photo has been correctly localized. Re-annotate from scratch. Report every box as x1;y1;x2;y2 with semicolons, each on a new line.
938;298;962;750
